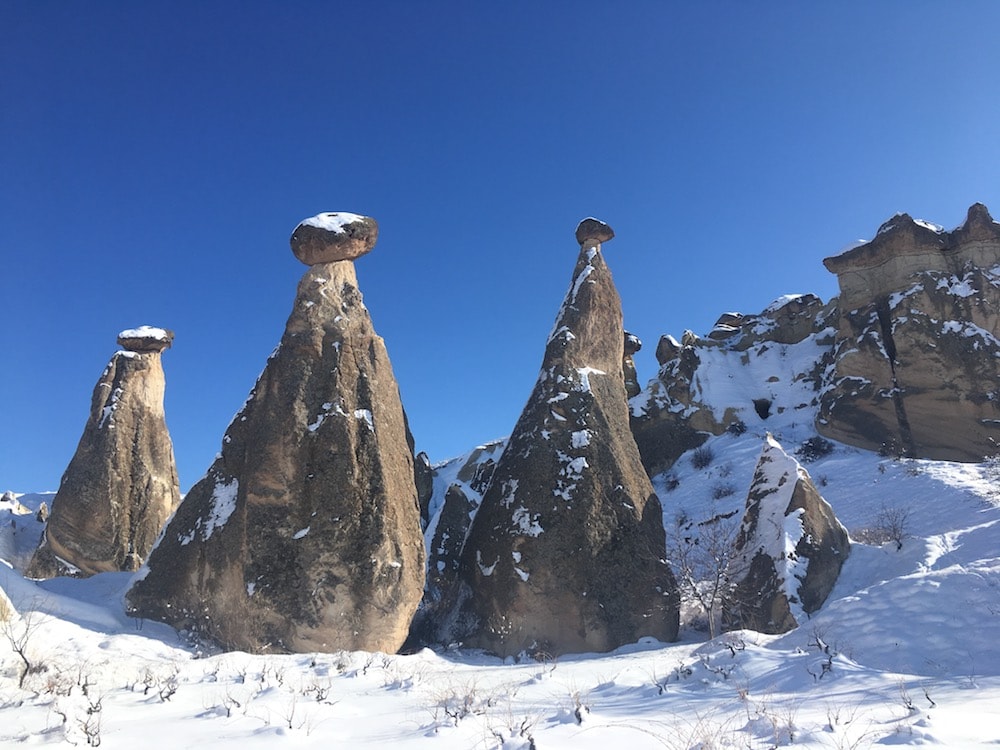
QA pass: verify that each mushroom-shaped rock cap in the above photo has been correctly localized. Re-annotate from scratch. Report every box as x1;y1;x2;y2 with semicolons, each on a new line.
624;331;642;356
575;217;615;247
117;326;174;353
290;212;379;266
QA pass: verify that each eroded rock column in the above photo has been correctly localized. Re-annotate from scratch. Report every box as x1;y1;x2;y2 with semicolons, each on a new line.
445;218;679;657
28;326;180;577
127;213;425;654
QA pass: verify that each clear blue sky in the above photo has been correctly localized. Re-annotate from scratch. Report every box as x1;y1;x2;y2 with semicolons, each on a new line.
4;1;1000;493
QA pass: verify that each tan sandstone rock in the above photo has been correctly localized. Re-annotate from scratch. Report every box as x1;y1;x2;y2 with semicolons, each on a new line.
440;219;678;657
126;214;424;654
819;203;1000;460
27;328;181;577
724;435;850;634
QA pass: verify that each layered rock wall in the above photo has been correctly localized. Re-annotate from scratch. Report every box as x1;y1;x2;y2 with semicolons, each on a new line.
819;204;1000;460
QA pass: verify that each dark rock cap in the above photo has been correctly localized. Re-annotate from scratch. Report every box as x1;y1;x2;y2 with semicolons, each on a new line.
952;202;1000;245
117;326;174;353
624;331;642;356
575;217;615;247
655;334;681;365
290;212;379;266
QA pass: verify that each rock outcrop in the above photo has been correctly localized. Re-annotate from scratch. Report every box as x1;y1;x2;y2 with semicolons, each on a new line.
724;435;850;634
407;440;505;647
27;327;180;578
442;219;678;657
630;295;835;476
623;331;642;399
819;204;1000;460
127;213;424;654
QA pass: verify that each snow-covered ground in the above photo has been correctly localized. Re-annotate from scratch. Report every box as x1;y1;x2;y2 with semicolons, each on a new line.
4;348;1000;746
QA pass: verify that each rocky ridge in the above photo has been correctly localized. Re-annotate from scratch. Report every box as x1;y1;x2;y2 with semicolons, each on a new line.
632;203;1000;471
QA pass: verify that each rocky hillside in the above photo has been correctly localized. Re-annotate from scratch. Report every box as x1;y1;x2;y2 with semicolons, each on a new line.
629;202;1000;471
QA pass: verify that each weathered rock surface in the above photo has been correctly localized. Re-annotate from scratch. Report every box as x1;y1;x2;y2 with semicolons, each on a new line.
819;204;1000;460
724;436;850;634
117;325;174;353
289;212;379;265
127;214;424;654
27;329;181;578
414;451;435;528
631;295;835;476
441;219;678;657
407;440;505;647
623;331;642;399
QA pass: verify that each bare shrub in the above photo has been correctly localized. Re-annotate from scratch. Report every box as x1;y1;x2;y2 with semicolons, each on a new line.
796;436;834;463
726;420;747;436
667;512;744;638
711;483;736;500
1;605;47;689
852;504;910;551
691;445;715;470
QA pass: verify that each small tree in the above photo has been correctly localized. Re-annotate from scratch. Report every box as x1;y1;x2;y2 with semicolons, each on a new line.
1;603;47;688
667;512;744;638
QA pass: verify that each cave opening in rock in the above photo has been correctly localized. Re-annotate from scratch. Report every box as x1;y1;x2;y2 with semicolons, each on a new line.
753;398;772;420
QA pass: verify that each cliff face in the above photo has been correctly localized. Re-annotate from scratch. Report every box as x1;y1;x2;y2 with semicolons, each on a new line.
127;214;424;654
632;203;1000;471
819;204;1000;460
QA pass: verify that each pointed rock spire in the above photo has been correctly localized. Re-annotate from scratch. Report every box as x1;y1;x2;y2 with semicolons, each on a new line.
27;326;181;577
724;435;850;634
444;218;678;657
127;213;424;654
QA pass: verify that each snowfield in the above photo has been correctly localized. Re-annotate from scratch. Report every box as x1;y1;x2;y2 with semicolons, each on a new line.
4;368;1000;746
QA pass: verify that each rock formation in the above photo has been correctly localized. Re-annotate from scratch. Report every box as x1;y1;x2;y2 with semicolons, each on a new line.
407;440;505;647
443;218;678;657
27;327;180;578
623;331;642;399
414;451;435;529
289;212;378;265
127;213;424;654
630;295;835;476
819;203;1000;460
724;435;850;634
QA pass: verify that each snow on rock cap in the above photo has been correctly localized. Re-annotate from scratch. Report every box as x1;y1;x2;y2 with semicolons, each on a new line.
575;217;614;248
290;212;379;266
117;326;174;353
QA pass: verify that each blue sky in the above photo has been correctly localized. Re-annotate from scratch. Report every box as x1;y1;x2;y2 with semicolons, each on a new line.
4;1;1000;493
